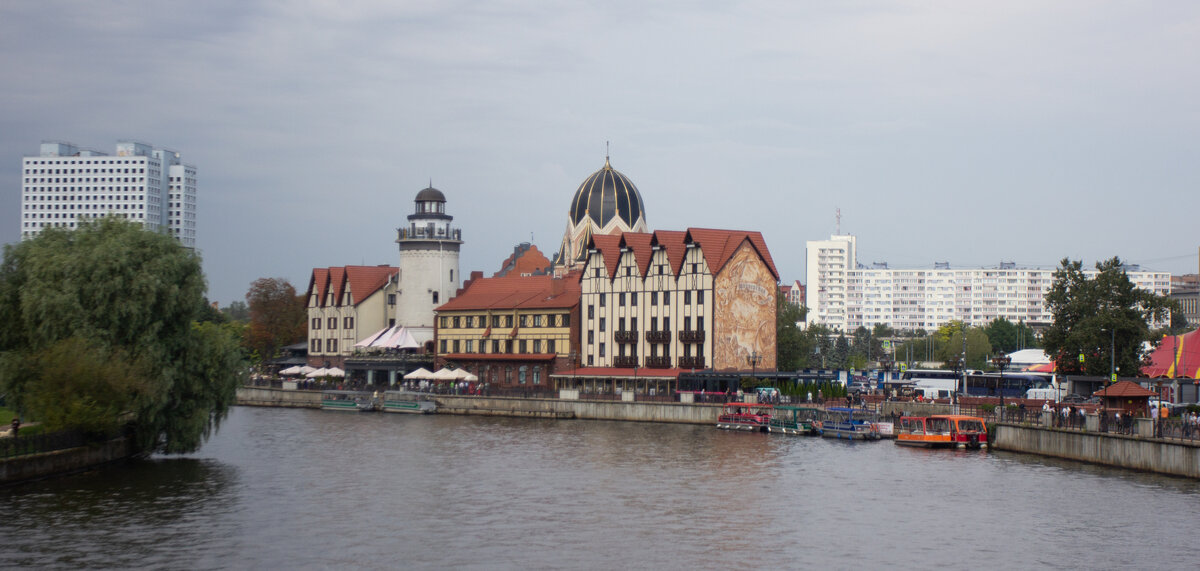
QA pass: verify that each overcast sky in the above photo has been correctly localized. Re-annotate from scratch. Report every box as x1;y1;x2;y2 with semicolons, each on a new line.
3;1;1198;305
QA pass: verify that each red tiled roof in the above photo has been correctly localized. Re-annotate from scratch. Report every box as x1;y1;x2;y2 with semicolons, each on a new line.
685;227;779;281
1093;380;1158;398
307;265;397;308
436;273;581;312
590;233;623;279
621;232;654;277
344;265;398;304
495;244;551;277
652;230;688;275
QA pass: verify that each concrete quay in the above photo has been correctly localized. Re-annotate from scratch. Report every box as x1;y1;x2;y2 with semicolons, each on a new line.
993;420;1200;479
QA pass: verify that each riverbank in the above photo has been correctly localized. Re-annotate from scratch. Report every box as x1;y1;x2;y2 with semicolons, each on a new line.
993;421;1200;479
1;436;138;486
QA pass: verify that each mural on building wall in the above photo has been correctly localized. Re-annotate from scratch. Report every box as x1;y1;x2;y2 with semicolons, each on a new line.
713;241;777;371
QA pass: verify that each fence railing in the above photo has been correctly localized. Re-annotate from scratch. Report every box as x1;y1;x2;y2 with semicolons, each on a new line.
0;429;95;459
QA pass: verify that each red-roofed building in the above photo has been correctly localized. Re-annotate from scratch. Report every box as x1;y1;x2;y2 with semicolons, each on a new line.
306;265;399;368
559;227;778;397
433;271;581;388
780;280;804;308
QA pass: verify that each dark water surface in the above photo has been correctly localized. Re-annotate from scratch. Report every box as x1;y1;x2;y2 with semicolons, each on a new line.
3;406;1199;569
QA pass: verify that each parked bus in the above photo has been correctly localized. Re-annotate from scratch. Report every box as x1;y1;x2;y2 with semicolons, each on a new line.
963;372;1056;399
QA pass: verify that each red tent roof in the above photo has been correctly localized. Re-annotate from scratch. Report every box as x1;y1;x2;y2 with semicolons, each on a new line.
1142;329;1200;379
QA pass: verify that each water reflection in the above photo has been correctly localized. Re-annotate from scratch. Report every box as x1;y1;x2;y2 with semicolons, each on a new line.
3;406;1200;569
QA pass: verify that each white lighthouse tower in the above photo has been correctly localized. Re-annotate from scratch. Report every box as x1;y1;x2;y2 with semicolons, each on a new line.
396;185;462;339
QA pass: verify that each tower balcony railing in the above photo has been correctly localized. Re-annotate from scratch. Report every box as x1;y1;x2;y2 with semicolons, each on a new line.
398;227;462;241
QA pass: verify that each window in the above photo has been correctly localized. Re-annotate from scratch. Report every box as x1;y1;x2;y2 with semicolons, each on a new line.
465;339;474;353
505;315;513;327
519;366;527;384
697;290;704;304
692;263;698;274
493;340;501;353
632;294;638;306
594;268;600;277
683;316;691;330
588;331;594;344
533;339;542;353
599;317;606;332
440;339;447;352
651;292;658;304
697;316;704;331
588;305;594;319
311;317;321;330
684;290;691;304
533;314;542;327
452;316;460;328
343;316;354;329
492;315;502;327
465;315;474;328
631;317;638;331
440;316;448;328
432;291;439;304
619;293;626;306
310;339;321;352
505;340;514;353
663;316;670;330
599;343;606;357
329;339;338;352
562;314;570;327
618;317;626;332
533;368;541;385
547;339;556;354
519;339;527;353
600;293;606;307
452;340;461;353
519;314;527;327
663;292;670;305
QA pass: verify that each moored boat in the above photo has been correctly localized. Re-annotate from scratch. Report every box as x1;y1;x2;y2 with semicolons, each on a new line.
816;407;881;440
382;391;437;414
321;390;377;412
895;415;987;449
768;405;821;435
716;403;772;432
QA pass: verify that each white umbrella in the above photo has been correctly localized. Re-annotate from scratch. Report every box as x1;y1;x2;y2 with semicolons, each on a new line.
299;365;317;375
305;367;329;378
404;367;433;380
460;372;479;382
326;367;345;377
431;368;459;381
279;365;304;376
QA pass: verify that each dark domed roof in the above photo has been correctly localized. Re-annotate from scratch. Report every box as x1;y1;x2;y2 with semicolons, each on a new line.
415;186;445;202
569;158;644;229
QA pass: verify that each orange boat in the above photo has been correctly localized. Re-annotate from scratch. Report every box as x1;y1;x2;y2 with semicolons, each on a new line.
895;415;988;449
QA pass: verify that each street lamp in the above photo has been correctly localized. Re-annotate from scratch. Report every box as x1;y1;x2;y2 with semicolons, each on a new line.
747;351;762;380
992;355;1011;415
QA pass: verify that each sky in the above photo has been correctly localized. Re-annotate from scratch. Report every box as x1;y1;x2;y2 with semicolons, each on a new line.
2;1;1198;305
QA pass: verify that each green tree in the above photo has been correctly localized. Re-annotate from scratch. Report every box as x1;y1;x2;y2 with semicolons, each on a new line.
245;277;307;362
775;290;808;371
1042;257;1174;377
223;301;250;322
934;321;992;370
982;318;1040;354
0;219;246;453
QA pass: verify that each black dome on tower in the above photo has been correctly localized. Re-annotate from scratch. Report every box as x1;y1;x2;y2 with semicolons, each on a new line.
569;158;645;230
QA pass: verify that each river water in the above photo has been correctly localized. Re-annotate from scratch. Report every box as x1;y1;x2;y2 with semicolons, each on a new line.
3;406;1199;570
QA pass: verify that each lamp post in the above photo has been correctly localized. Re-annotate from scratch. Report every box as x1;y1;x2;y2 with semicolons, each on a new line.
747;351;762;380
992;355;1011;416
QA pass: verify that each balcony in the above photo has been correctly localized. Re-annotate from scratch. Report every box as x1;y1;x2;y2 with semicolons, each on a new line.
678;356;705;369
613;356;638;368
645;330;671;343
645;356;672;369
614;330;639;343
678;329;705;343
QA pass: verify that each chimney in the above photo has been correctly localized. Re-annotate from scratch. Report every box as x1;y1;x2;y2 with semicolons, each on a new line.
550;276;565;297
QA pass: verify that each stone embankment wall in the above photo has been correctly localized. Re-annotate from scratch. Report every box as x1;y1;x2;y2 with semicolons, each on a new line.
993;423;1200;479
236;387;322;408
1;438;137;485
433;395;721;424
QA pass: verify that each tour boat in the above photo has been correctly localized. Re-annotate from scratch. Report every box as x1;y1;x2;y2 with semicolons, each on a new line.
321;390;377;412
768;405;821;435
382;391;437;414
895;415;987;449
716;403;773;432
816;407;881;440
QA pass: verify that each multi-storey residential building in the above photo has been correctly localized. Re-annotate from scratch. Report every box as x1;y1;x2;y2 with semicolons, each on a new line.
806;235;1173;332
781;280;805;308
571;227;779;397
433;271;580;389
306;265;399;368
20;141;196;247
805;234;856;330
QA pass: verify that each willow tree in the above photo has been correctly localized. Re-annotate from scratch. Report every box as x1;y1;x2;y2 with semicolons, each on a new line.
0;218;246;453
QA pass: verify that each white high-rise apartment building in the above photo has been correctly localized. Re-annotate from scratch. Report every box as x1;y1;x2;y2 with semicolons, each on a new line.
805;234;856;331
20;141;197;248
806;235;1172;332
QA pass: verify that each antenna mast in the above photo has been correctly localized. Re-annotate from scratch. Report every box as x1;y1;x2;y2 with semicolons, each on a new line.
836;207;842;235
